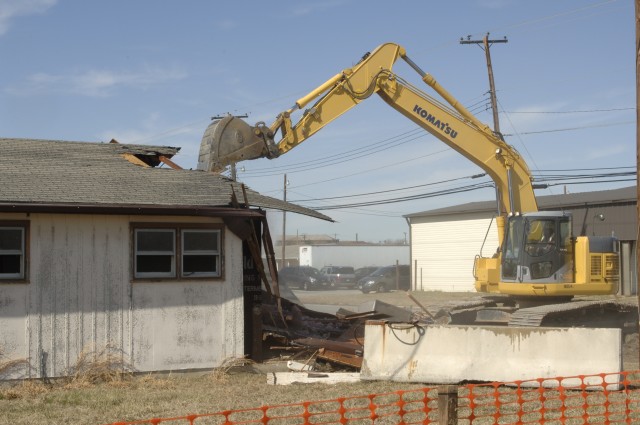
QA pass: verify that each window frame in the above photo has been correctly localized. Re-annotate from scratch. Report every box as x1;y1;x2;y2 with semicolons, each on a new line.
0;221;29;283
181;229;221;278
134;228;177;279
131;223;224;281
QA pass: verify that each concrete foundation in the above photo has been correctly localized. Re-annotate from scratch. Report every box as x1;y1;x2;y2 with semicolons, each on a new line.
360;321;622;387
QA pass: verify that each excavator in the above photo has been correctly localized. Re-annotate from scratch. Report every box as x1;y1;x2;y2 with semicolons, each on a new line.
199;42;633;328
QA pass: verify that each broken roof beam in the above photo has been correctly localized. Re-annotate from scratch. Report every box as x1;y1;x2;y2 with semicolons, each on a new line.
159;155;182;170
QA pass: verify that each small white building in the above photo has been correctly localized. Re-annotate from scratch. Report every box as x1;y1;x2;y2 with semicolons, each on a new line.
0;138;327;380
405;186;637;293
298;244;409;269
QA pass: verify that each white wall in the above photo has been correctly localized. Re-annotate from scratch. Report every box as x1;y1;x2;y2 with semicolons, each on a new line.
298;245;409;269
410;212;498;292
361;322;622;385
0;213;245;379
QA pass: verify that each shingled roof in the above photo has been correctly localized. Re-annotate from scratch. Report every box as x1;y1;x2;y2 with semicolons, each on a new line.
0;138;332;221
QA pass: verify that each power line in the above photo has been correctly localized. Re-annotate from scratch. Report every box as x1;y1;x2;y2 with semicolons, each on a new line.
541;178;636;187
535;166;635;172
240;128;427;176
290;173;486;202
533;172;635;182
504;107;634;114
276;148;451;191
303;182;495;210
503;120;634;136
290;169;636;210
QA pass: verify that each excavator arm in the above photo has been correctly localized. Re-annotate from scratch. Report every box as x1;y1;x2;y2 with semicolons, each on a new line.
202;42;537;215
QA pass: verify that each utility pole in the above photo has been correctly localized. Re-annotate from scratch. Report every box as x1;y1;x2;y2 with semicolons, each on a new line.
460;33;508;135
281;174;288;269
635;0;639;369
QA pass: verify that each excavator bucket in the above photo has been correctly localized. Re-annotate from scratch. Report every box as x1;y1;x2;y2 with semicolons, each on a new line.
197;115;276;173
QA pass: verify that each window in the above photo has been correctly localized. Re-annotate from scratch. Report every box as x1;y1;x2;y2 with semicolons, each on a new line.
133;224;222;279
182;230;220;277
0;224;27;281
135;229;176;278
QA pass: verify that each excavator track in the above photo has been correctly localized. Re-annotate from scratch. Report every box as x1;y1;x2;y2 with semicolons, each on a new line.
508;299;637;331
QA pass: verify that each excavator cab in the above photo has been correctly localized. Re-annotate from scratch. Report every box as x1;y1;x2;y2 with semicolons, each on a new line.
497;211;620;297
501;212;573;285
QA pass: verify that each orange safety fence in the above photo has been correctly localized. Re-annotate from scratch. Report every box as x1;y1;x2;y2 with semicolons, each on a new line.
105;370;640;425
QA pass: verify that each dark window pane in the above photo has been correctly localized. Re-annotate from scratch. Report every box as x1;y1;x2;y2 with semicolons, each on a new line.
183;231;218;251
137;230;174;252
136;255;173;274
0;229;22;251
183;255;217;274
0;255;20;274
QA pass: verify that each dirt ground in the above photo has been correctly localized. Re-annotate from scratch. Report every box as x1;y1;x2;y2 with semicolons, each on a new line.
291;289;640;371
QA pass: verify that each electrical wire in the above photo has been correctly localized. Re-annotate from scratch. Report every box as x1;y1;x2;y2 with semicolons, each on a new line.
286;168;635;211
303;182;495;210
504;107;634;114
290;173;486;202
240;128;427;176
503;121;634;136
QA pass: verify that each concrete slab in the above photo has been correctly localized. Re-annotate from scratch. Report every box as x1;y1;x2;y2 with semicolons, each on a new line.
360;321;622;387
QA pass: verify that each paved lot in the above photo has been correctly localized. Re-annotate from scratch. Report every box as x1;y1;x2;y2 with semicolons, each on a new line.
291;288;482;311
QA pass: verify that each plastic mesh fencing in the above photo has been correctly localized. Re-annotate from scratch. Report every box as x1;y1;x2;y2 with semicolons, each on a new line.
105;370;640;425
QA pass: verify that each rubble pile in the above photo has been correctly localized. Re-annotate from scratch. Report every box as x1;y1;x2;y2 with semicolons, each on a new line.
260;294;419;370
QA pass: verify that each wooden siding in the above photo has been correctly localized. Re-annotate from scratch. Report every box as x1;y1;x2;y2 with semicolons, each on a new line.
0;213;244;379
411;213;498;292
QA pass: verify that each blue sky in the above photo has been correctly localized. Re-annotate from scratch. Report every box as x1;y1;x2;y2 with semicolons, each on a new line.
1;0;635;243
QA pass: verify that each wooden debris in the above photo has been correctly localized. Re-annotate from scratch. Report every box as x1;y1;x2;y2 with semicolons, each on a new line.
267;372;361;385
317;348;362;368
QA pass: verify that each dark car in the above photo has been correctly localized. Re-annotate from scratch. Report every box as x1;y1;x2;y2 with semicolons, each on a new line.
319;266;356;288
358;265;411;293
354;266;380;281
278;266;330;291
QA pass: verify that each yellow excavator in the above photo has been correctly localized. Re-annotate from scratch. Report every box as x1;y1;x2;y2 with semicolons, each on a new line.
200;42;630;327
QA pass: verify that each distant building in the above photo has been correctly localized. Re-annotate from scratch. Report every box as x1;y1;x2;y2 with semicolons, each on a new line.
276;235;408;269
405;186;636;293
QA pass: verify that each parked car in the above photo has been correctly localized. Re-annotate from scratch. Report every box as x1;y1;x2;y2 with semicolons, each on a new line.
357;265;411;293
319;266;356;288
354;266;380;281
278;266;330;291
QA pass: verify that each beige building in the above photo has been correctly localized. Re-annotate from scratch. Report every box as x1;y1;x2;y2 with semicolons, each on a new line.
0;138;327;380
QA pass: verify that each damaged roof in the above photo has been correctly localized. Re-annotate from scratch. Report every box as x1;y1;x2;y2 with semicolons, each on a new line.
0;138;332;221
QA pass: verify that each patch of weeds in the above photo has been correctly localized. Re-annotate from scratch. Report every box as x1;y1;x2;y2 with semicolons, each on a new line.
209;357;256;382
64;344;134;388
0;346;29;380
1;380;49;400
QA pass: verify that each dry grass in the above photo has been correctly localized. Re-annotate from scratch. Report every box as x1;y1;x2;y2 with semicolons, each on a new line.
0;358;431;425
0;347;29;380
63;344;134;388
209;356;256;382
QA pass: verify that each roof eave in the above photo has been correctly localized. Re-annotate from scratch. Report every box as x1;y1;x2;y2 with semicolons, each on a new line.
0;202;267;218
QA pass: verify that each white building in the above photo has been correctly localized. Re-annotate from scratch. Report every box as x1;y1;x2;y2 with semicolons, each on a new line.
0;138;327;380
298;244;409;269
